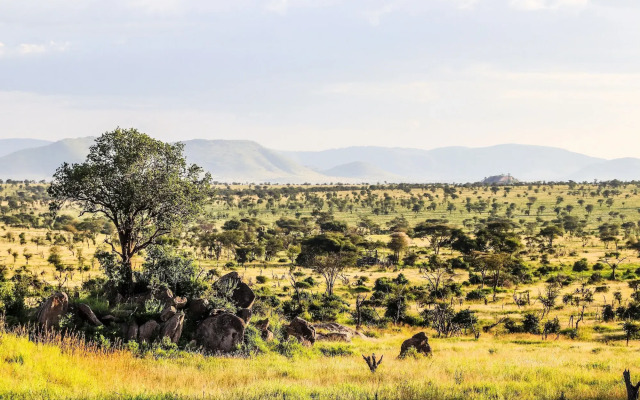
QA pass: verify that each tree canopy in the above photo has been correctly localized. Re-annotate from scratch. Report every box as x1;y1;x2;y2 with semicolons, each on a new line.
48;128;211;293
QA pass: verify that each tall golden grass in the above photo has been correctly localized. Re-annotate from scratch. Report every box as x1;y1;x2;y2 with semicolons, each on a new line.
1;321;638;400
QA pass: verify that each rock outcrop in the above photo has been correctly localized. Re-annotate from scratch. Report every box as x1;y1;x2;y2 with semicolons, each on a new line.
216;272;255;309
37;292;69;327
126;321;139;342
188;298;210;320
160;313;184;344
314;322;364;342
138;320;160;342
286;317;316;345
399;332;432;357
160;306;177;322
77;303;103;326
195;311;245;353
255;318;274;341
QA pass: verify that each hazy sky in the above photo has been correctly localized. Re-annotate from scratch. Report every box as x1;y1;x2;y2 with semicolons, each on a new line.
1;0;639;158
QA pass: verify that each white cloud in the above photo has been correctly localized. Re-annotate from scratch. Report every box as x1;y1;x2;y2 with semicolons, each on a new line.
18;43;47;55
2;41;71;57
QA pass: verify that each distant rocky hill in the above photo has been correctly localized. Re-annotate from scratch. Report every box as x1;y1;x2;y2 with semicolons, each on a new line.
0;137;638;183
482;174;519;185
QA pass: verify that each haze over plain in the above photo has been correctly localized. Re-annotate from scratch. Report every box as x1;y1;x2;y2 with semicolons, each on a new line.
1;0;639;160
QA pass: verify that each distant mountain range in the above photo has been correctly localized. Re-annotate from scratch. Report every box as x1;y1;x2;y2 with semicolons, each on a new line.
0;138;638;183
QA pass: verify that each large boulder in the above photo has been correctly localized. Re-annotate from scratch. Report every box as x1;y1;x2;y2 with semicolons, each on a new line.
160;313;185;344
286;317;316;345
195;311;245;353
188;298;210;319
138;320;160;342
77;303;103;327
314;322;364;342
216;272;255;309
399;332;432;357
126;321;139;342
37;292;69;327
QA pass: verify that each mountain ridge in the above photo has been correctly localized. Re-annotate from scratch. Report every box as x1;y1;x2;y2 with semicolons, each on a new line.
0;137;637;183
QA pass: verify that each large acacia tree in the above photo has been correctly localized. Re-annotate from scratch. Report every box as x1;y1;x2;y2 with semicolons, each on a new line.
48;128;211;293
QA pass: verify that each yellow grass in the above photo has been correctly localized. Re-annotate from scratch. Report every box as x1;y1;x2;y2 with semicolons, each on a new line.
1;326;638;400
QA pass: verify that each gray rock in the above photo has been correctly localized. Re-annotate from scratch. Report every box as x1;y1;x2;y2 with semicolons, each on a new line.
160;313;184;344
286;317;316;345
77;303;103;326
188;298;210;319
37;292;69;327
195;312;245;353
126;321;139;342
216;272;255;309
160;306;177;322
173;296;187;309
316;332;350;342
236;308;252;324
138;320;160;342
314;322;364;342
399;332;432;357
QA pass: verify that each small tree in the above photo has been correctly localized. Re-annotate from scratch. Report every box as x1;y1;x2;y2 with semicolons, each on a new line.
48;128;211;294
388;232;410;264
313;252;352;296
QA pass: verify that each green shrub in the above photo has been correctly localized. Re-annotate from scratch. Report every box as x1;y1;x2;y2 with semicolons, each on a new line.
136;245;204;297
274;337;306;358
317;343;354;357
465;289;486;301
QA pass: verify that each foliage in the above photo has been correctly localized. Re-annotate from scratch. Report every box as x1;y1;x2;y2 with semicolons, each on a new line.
136;245;204;297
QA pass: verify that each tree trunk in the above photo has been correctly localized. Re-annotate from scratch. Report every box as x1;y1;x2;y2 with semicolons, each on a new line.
624;370;640;400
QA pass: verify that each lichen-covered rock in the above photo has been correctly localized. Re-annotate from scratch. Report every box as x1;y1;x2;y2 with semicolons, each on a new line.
160;313;184;344
37;292;69;327
195;312;245;353
216;272;255;309
77;303;103;326
286;317;316;345
399;332;432;357
314;322;364;342
138;320;160;342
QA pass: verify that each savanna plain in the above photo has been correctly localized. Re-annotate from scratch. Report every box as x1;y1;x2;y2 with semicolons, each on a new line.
2;159;640;399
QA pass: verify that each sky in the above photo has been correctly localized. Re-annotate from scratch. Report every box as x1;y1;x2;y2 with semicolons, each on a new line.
0;0;639;159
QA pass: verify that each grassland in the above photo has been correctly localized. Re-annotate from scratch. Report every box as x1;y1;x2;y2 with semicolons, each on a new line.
2;325;638;400
2;181;640;399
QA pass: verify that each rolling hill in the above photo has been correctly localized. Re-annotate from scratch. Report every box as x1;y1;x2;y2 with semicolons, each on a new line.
285;144;606;182
0;139;52;158
0;137;638;183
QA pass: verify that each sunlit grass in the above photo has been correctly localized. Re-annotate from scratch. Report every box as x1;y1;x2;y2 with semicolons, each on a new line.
1;325;638;399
